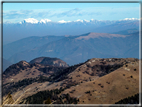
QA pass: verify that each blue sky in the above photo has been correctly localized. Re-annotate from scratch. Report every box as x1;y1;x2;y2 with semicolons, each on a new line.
3;3;140;23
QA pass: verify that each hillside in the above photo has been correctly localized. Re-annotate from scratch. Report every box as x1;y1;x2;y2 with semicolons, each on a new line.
6;32;139;65
3;57;68;82
60;58;139;104
3;36;64;59
29;57;69;67
2;57;139;104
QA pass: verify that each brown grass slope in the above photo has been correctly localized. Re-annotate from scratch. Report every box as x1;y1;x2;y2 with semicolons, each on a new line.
65;58;137;85
29;57;69;67
3;60;66;84
75;32;127;40
61;59;139;104
2;58;139;104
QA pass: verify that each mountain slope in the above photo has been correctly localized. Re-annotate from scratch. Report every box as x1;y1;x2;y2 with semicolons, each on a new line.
2;58;68;97
3;57;68;83
3;35;64;59
93;21;139;33
29;57;69;67
59;58;139;104
113;28;139;35
7;32;139;65
2;58;139;104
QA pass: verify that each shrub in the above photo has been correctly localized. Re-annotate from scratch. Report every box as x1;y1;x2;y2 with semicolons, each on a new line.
85;91;90;94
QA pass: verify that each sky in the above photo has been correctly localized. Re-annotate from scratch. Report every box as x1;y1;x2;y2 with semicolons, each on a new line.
2;2;140;23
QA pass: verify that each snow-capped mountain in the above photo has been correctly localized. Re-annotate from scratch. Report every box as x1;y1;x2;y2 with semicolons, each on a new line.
3;18;139;45
58;20;71;23
4;17;140;25
123;18;139;21
40;19;52;23
22;18;39;24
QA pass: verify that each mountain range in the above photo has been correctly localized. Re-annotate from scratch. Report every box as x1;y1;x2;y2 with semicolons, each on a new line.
2;18;139;71
2;18;140;105
3;19;139;44
3;31;139;69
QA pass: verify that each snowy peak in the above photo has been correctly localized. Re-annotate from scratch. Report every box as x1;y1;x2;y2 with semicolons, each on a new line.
123;18;139;21
20;18;52;24
58;20;71;23
22;18;39;24
40;19;52;23
17;18;139;24
74;19;83;22
57;19;90;23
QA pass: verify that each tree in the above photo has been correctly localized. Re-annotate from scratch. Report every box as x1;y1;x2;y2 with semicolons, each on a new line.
43;97;51;104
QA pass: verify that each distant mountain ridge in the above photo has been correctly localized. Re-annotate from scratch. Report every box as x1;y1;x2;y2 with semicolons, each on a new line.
75;32;127;40
3;19;139;44
4;32;139;66
4;18;140;24
3;36;64;59
113;28;139;35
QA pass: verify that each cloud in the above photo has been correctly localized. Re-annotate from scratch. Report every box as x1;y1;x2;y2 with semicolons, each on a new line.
3;10;34;19
49;8;102;19
30;10;51;18
3;8;102;22
50;8;83;17
3;6;139;23
3;9;50;20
